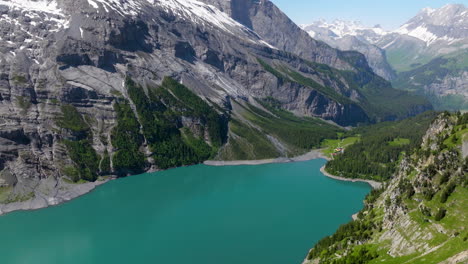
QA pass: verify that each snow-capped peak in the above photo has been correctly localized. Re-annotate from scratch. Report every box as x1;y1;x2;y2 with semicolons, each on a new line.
301;19;388;44
304;4;467;46
396;4;467;45
303;20;387;39
421;7;436;15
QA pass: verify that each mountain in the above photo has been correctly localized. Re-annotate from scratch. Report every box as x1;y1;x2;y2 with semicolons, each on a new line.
303;4;468;110
380;4;468;72
305;112;468;264
0;0;430;213
198;0;431;118
301;21;396;80
385;4;468;111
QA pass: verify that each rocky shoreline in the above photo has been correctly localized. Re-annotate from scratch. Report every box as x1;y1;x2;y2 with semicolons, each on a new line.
319;166;383;189
0;178;111;216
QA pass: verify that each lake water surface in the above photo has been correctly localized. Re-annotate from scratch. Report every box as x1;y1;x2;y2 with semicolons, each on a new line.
0;159;370;264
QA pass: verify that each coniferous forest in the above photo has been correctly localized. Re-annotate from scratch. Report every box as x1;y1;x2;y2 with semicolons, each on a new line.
325;111;439;181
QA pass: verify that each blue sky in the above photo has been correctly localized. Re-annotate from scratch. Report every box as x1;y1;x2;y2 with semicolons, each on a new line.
271;0;468;29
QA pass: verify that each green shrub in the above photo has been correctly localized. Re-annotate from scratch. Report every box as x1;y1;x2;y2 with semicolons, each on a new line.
435;208;447;221
16;96;31;112
100;150;111;173
12;75;28;84
62;166;80;182
307;219;381;261
63;140;100;182
57;105;90;133
440;182;456;203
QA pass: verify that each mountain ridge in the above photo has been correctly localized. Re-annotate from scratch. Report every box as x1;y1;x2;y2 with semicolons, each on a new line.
302;3;468;110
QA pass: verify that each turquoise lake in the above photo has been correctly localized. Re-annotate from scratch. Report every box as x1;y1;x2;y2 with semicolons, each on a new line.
0;159;370;264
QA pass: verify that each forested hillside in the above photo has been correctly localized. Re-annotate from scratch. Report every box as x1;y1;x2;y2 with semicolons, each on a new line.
325;111;439;181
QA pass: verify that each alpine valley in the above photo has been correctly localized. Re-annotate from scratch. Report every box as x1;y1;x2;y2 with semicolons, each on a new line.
0;0;466;264
0;0;431;212
302;4;468;111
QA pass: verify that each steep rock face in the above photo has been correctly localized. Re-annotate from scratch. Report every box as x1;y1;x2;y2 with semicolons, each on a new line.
200;0;354;70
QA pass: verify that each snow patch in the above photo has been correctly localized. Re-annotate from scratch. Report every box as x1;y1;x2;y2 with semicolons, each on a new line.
153;0;275;49
307;30;316;38
0;0;69;29
86;0;144;16
87;0;99;9
398;25;438;45
381;39;397;49
0;0;63;16
154;0;243;33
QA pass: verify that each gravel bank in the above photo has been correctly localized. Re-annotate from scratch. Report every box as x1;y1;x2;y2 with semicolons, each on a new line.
204;149;327;166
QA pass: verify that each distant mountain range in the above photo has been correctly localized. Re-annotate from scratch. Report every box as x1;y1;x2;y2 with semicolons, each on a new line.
302;4;468;110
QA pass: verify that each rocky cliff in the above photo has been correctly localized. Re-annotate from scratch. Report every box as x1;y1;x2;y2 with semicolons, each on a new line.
0;0;431;213
305;112;468;264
